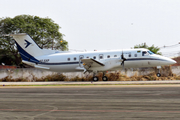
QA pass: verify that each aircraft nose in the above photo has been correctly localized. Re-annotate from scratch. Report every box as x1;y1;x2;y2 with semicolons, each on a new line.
165;58;176;65
170;59;177;64
159;56;177;66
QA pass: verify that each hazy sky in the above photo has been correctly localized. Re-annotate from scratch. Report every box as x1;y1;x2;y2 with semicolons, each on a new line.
1;0;180;55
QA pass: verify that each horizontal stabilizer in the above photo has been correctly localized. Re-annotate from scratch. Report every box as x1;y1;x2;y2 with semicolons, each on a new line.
34;65;49;70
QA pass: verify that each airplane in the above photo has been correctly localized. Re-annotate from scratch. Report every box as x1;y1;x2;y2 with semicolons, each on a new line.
5;33;176;81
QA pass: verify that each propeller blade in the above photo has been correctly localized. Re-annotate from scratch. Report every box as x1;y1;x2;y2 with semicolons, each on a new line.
121;50;124;59
122;61;124;68
121;50;126;70
121;60;124;65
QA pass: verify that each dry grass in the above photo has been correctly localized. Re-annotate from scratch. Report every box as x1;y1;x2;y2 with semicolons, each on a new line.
0;66;179;82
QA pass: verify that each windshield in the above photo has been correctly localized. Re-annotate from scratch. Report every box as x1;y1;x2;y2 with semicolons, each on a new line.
147;51;154;55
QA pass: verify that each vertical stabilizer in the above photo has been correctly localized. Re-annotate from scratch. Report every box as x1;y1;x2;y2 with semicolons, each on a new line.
11;33;43;57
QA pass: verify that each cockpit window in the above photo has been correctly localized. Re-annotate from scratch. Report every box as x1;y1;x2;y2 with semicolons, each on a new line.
142;51;154;56
142;51;148;56
147;51;154;55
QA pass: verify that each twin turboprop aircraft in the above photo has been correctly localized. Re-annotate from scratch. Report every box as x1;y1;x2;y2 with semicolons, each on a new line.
6;33;176;81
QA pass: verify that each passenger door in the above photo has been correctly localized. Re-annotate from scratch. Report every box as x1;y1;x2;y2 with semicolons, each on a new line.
79;55;84;68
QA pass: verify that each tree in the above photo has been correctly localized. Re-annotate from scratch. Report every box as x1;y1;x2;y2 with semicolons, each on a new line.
134;43;162;55
0;15;68;66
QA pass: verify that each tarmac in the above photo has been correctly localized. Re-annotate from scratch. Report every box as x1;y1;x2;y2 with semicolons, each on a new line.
1;80;180;86
1;85;180;119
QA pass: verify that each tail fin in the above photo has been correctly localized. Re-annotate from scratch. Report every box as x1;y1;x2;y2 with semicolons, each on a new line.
6;33;43;63
6;33;68;63
10;33;43;57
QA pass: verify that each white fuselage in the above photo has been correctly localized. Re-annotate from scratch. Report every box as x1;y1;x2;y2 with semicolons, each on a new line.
8;33;176;76
23;49;176;72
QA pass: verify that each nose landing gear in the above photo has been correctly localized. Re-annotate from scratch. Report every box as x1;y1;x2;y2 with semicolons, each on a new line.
156;66;161;77
156;73;161;77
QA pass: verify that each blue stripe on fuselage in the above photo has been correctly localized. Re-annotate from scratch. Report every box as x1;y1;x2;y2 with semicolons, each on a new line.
37;58;166;65
126;58;167;61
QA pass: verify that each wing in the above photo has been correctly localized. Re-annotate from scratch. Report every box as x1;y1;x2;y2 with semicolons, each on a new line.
81;58;122;73
81;58;105;68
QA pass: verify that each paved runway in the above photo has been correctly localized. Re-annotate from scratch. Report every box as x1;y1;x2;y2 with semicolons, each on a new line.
1;85;180;120
2;80;180;85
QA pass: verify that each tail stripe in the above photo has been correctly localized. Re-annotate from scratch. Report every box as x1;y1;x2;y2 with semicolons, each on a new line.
15;41;39;63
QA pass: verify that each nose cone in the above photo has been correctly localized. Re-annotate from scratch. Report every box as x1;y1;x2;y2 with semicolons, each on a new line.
171;59;177;64
168;59;177;65
160;56;177;65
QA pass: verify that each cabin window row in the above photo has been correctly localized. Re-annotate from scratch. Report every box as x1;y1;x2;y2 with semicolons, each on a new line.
67;55;118;61
128;54;137;57
67;54;138;61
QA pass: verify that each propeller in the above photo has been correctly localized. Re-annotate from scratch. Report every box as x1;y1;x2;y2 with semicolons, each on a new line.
121;50;126;70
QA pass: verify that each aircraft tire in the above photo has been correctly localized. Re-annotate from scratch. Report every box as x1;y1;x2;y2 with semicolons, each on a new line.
156;73;161;77
102;76;108;81
93;76;99;81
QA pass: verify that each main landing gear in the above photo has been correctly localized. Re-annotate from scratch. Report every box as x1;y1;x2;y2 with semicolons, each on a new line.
102;76;108;81
93;76;99;81
102;72;108;81
93;72;108;81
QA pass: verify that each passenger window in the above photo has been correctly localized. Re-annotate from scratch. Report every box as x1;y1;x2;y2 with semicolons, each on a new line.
74;57;76;61
107;55;110;58
129;54;131;57
134;54;137;57
67;58;70;61
99;54;103;59
114;55;117;57
93;56;96;59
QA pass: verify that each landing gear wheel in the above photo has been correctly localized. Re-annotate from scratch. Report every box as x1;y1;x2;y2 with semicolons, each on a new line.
102;76;108;81
93;76;99;81
156;73;161;77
